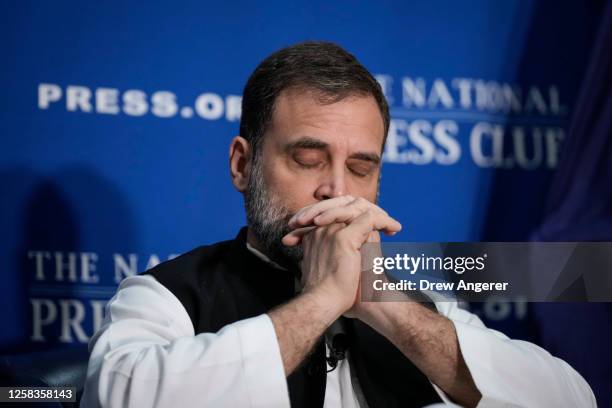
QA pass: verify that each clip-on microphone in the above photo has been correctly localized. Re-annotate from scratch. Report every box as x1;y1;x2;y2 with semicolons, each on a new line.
325;320;348;372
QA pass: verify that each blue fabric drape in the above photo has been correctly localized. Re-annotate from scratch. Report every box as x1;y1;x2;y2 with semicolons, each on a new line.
534;2;612;241
532;1;612;406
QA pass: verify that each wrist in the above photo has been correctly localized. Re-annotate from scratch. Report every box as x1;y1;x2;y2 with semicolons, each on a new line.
301;285;348;323
359;301;422;343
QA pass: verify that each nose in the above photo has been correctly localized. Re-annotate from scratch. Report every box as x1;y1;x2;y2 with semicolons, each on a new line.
314;165;347;200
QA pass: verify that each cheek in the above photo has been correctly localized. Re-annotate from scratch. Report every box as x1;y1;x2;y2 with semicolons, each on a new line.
263;162;319;210
350;182;379;203
345;171;379;202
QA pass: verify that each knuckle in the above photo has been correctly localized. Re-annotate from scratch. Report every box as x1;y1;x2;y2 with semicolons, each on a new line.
331;223;344;233
326;208;338;218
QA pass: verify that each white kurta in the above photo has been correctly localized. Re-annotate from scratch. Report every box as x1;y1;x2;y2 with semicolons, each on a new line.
81;274;596;408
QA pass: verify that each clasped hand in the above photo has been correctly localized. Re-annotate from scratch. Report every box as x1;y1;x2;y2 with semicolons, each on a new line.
281;196;401;318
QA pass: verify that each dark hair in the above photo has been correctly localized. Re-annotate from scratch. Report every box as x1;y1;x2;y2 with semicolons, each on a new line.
239;41;390;156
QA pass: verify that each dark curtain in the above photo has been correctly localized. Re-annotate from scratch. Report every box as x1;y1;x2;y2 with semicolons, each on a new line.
531;1;612;406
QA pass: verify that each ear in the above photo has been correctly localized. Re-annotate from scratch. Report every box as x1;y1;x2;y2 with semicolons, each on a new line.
229;136;252;192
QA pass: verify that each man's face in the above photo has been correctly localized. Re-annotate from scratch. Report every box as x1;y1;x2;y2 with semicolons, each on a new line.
245;89;385;266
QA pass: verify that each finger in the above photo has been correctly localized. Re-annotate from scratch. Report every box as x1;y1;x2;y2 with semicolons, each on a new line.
343;210;402;248
282;226;317;246
313;199;391;227
366;230;381;243
288;195;354;228
313;203;401;234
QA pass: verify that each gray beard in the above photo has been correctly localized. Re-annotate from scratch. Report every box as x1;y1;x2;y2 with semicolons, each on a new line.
244;156;303;269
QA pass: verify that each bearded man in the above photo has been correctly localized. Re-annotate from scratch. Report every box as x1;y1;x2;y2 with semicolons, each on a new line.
81;41;595;408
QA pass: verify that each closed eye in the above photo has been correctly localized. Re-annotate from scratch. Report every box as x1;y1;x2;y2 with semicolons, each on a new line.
347;159;377;177
293;150;325;168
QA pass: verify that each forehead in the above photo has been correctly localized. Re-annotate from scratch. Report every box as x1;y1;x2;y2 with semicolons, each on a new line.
266;89;385;152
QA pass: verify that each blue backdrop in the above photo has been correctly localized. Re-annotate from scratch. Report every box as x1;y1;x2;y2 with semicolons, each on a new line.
1;0;608;398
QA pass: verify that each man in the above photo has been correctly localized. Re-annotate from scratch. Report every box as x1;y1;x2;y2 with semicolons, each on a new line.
82;42;595;407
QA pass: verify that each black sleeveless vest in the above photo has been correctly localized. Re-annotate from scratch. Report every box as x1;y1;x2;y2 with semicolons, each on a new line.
145;228;441;408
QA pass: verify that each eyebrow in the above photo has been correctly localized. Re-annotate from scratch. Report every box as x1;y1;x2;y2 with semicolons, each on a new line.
284;137;328;152
285;136;381;164
349;152;381;165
